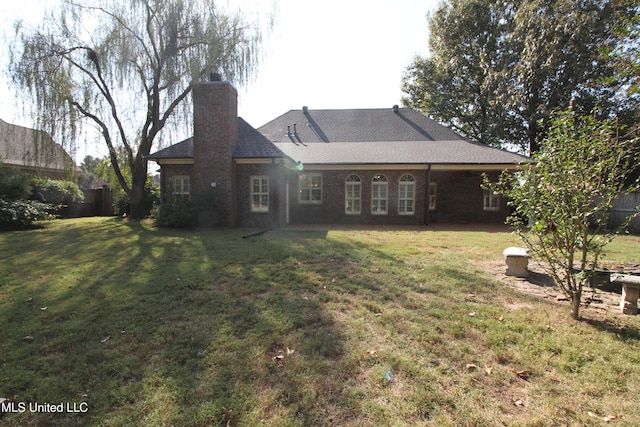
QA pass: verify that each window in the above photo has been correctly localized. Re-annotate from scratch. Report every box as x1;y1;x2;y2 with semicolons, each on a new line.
372;174;388;215
251;176;269;212
299;173;322;204
484;186;500;211
172;176;190;200
398;174;415;215
429;182;437;211
345;175;361;214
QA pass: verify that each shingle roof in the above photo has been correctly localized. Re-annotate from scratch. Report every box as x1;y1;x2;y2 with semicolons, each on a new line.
147;137;193;159
148;107;530;166
260;108;529;165
148;118;287;160
234;118;288;158
258;107;468;143
273;140;527;165
0;118;75;171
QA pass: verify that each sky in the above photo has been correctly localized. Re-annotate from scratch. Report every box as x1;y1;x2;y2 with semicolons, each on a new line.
0;0;440;162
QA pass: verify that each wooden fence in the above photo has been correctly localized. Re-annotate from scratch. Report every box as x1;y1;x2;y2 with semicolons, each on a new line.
609;191;640;233
63;187;114;218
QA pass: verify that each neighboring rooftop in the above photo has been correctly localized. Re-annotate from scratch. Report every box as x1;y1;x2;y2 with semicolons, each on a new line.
0;118;75;174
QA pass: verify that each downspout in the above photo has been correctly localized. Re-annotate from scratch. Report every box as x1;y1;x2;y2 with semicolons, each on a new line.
425;164;431;225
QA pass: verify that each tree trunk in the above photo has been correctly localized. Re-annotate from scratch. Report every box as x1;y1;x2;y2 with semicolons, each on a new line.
570;292;581;320
127;163;148;220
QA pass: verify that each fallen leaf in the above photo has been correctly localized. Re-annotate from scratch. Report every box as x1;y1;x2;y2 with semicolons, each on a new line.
40;306;48;311
513;369;529;380
222;407;232;427
22;336;34;342
484;366;493;375
100;335;111;343
466;363;478;370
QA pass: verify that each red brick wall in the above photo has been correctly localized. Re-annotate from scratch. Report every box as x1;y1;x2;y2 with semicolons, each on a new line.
429;170;509;223
192;81;238;226
235;162;287;228
288;169;429;225
286;168;509;225
159;164;193;201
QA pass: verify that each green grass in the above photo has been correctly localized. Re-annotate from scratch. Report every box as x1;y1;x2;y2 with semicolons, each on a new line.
1;217;639;426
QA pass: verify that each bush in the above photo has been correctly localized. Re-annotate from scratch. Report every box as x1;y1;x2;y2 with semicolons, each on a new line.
151;197;197;228
0;168;32;200
0;199;55;230
32;177;84;205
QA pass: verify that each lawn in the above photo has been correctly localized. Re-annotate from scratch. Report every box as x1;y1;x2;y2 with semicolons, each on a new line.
1;217;639;426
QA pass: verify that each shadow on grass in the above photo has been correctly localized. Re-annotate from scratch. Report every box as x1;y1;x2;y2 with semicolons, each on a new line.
582;317;640;342
0;219;389;426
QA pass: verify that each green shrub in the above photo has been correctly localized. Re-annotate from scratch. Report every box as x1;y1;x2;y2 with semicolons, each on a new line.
0;199;54;230
0;167;32;200
151;197;197;228
32;177;84;204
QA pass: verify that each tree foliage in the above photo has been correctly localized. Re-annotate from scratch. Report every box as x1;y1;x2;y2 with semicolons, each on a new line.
403;0;639;152
9;0;273;219
488;109;639;319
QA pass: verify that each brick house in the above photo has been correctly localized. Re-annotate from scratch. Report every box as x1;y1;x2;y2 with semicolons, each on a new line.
148;76;529;227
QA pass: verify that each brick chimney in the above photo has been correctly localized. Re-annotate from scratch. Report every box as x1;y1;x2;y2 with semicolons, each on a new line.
192;75;238;226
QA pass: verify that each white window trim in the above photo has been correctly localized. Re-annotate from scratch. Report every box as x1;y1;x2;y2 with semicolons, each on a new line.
371;175;388;215
483;186;500;211
345;175;362;215
299;173;322;204
429;182;437;211
172;175;190;199
398;175;415;215
250;176;269;213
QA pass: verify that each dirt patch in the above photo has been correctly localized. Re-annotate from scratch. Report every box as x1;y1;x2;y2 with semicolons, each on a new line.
481;259;625;316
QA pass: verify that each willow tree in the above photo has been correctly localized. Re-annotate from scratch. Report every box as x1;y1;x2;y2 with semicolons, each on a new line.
9;0;273;219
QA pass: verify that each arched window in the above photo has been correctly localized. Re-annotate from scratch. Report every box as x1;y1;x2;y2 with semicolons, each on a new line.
345;175;361;214
399;175;415;215
372;174;388;215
